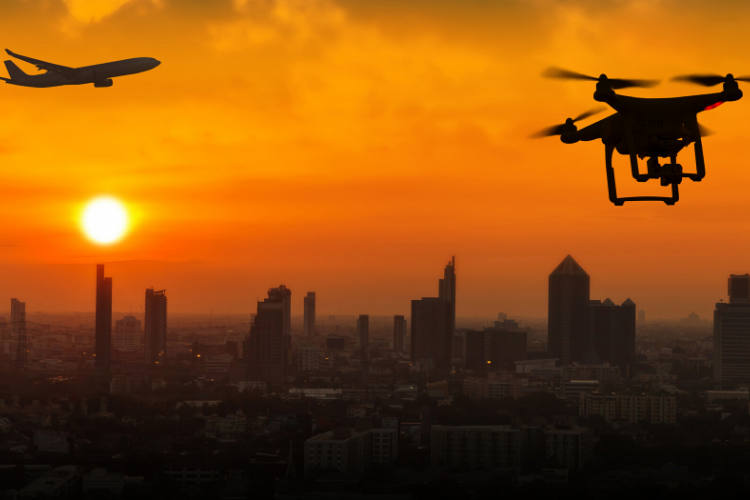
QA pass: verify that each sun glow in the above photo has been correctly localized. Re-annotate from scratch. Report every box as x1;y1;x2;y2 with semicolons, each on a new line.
81;197;129;244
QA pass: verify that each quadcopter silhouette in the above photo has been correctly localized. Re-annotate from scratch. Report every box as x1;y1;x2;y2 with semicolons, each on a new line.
535;68;747;205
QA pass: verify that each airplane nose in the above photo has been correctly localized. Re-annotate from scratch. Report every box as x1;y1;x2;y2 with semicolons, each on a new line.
152;58;161;68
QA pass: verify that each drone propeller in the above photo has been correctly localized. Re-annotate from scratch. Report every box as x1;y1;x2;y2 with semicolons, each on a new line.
542;67;660;89
531;107;606;138
698;122;714;137
672;73;750;86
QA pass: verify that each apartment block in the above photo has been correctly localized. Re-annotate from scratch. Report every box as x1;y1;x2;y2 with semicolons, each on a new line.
544;427;594;470
430;425;521;468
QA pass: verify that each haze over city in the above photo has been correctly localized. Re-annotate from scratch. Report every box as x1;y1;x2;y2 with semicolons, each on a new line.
2;0;750;318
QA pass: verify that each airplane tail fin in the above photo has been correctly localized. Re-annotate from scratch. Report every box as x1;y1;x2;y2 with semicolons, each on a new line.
4;60;28;80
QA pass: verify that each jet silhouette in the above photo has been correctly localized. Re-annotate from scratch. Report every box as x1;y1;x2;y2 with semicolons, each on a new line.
1;49;160;88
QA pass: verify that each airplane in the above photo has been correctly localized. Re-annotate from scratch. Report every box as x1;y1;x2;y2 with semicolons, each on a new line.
533;68;748;206
1;49;160;88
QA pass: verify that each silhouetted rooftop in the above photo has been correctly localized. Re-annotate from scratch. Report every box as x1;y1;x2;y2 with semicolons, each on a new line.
550;255;588;277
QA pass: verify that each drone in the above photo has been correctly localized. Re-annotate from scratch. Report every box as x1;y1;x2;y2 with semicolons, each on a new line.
534;68;748;205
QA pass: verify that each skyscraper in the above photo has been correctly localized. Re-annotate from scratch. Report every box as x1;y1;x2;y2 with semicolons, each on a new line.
714;274;750;382
10;298;24;340
268;285;292;364
411;298;454;371
144;289;167;365
11;298;26;368
393;315;407;353
439;256;456;336
303;292;316;338
357;314;369;351
411;257;456;372
268;285;292;338
95;264;113;369
589;298;636;370
358;314;369;388
245;296;285;384
548;255;590;366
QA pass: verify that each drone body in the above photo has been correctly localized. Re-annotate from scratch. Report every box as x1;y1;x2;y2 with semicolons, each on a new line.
538;69;745;205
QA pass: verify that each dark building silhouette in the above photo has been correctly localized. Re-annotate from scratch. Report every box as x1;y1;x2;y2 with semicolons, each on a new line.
548;255;589;366
11;298;26;368
464;320;527;371
303;292;316;338
245;292;285;384
464;330;486;370
439;256;457;336
358;315;369;388
95;264;112;369
411;257;457;372
484;321;527;371
714;274;750;382
728;274;750;303
145;289;167;365
411;298;454;371
268;285;291;366
589;298;636;369
268;285;291;337
393;315;406;353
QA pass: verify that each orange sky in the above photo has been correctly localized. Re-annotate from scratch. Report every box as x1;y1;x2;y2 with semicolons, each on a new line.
1;0;749;319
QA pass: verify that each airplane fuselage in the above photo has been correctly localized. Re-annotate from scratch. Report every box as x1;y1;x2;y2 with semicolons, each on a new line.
4;57;160;88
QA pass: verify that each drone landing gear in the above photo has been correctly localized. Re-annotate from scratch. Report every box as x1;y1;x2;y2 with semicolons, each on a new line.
605;144;680;206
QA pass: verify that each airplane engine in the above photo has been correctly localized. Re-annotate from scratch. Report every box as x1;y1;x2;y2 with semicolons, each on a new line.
94;79;113;88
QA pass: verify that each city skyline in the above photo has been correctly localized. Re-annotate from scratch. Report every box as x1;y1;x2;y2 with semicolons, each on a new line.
0;255;741;322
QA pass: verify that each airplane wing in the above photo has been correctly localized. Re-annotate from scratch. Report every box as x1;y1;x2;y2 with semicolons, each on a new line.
5;49;77;79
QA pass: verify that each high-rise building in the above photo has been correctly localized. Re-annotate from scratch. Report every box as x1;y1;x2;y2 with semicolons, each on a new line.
114;316;142;350
439;256;456;336
268;285;292;364
393;315;406;353
268;285;291;338
728;274;750;303
358;314;369;388
548;255;590;366
589;298;636;370
484;323;527;371
411;257;456;372
245;293;285;384
357;315;369;355
303;292;316;338
463;320;527;371
714;274;750;382
95;264;113;369
411;298;454;371
11;298;26;368
144;289;167;365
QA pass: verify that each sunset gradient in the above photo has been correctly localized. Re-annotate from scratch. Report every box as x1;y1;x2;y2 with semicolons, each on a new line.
1;0;749;318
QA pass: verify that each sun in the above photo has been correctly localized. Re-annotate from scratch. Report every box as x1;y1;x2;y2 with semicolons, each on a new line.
81;196;129;244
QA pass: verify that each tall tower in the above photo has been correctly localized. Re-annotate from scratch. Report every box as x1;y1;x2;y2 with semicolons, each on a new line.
145;289;168;365
715;274;750;382
95;264;113;369
439;256;456;335
589;298;636;370
548;255;590;366
393;315;406;353
268;285;292;338
358;315;369;388
245;296;285;384
11;299;26;368
303;292;316;338
410;257;456;372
